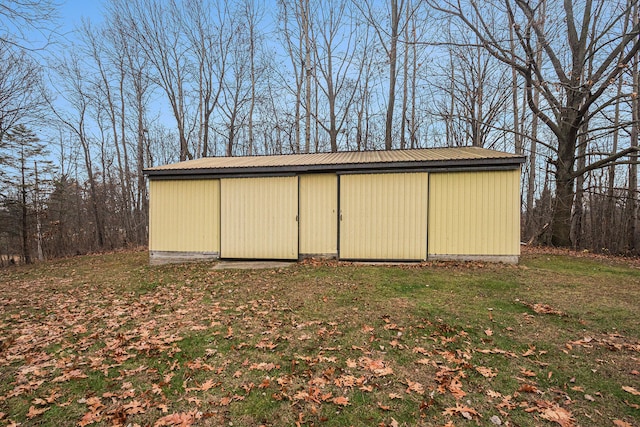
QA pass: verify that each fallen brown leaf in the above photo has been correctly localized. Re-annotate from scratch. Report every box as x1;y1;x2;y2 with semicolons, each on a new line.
199;379;218;391
332;396;350;406
625;399;640;409
622;386;640;396
51;369;88;383
486;389;502;398
154;410;201;427
540;405;575;427
406;379;425;395
518;384;539;393
476;366;497;378
443;402;480;419
78;410;103;427
528;303;565;316
26;405;49;419
377;402;391;411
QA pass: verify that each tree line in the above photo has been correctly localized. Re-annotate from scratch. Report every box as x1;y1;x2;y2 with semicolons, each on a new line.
0;0;638;264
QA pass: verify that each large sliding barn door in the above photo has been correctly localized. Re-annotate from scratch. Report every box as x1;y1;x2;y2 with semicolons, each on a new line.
220;176;298;259
339;173;428;261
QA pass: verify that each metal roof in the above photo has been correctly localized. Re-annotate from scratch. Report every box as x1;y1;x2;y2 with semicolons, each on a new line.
144;147;525;178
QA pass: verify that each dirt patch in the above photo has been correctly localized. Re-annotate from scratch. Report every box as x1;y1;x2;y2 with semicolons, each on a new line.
212;261;294;270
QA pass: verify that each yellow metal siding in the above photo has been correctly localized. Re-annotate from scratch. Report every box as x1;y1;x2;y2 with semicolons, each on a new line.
220;177;298;259
299;174;338;255
428;170;520;256
149;179;220;252
340;173;428;260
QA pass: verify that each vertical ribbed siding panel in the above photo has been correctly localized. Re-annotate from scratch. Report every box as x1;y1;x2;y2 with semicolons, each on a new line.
149;179;220;252
428;170;520;256
299;174;338;256
220;177;298;259
340;173;428;260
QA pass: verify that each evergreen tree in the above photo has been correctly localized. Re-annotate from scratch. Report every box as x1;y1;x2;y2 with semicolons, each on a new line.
1;125;51;263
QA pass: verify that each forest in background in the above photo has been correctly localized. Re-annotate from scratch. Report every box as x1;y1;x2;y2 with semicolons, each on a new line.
0;0;638;264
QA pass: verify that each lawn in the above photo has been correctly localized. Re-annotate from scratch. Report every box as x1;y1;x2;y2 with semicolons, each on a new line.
0;248;639;426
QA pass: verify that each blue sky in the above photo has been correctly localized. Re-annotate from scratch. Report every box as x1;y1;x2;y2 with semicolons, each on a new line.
58;0;104;40
61;0;103;23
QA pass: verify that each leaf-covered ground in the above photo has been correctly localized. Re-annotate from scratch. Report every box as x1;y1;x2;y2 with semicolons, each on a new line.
0;248;639;426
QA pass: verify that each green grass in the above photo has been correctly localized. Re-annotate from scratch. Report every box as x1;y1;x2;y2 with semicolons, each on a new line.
0;248;639;426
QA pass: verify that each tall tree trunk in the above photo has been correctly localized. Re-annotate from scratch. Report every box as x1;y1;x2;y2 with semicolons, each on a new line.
385;0;400;150
315;78;320;152
136;81;147;245
356;94;364;151
552;127;578;248
83;139;105;249
248;5;256;156
20;150;31;264
118;67;133;244
327;55;338;153
526;63;538;235
509;22;521;155
572;129;588;249
410;15;417;149
447;52;455;146
197;35;205;158
572;20;597;249
400;1;409;150
301;0;311;153
34;161;44;261
606;72;623;248
473;42;483;147
629;3;639;252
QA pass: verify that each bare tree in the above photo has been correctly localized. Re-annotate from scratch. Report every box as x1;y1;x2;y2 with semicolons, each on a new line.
628;1;639;251
241;0;265;156
277;0;307;153
522;1;545;239
355;0;423;150
310;0;364;152
0;0;58;50
430;0;640;247
0;125;51;263
108;0;195;161
218;8;253;157
182;0;233;158
118;27;153;242
79;21;134;243
435;35;511;147
49;51;106;249
353;24;375;152
0;44;45;142
301;0;313;153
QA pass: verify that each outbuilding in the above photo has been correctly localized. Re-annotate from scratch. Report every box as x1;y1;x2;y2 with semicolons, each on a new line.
144;147;525;264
